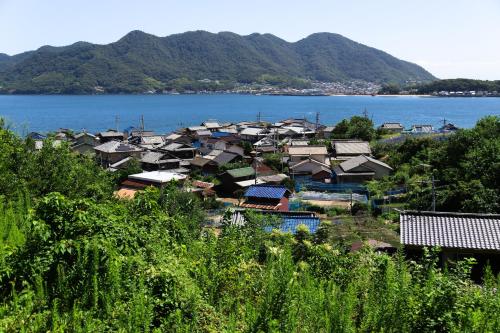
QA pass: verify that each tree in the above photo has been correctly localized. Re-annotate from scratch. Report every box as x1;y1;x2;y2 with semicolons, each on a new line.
331;116;376;141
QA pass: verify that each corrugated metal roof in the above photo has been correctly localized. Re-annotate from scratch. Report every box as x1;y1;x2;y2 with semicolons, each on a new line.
236;179;266;188
400;211;500;250
227;167;255;178
240;127;266;136
244;185;289;199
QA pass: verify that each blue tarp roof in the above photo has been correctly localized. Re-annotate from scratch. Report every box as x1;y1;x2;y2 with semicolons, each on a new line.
212;131;231;138
264;217;321;234
244;185;289;199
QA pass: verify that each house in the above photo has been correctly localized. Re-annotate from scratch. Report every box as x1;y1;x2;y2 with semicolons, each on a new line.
160;142;196;159
253;137;278;152
71;132;99;155
190;151;241;174
240;184;291;211
279;118;319;132
140;152;188;173
97;130;125;143
115;171;187;199
27;132;46;140
186;125;207;134
200;138;224;150
439;123;459;132
202;121;222;132
332;155;392;183
332;140;372;159
409;124;433;134
321;126;336;139
288;146;329;165
240;127;269;142
400;210;500;275
134;135;166;149
94;140;143;167
195;129;212;140
378;122;404;133
219;166;256;195
282;126;316;138
73;132;98;146
289;158;332;180
71;142;96;155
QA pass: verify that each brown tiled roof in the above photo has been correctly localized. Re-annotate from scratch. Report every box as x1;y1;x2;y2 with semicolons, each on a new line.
288;145;328;156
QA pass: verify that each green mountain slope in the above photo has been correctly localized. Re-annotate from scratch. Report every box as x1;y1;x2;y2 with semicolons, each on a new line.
0;30;435;94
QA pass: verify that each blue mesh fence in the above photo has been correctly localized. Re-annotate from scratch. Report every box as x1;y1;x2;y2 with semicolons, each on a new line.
293;176;368;195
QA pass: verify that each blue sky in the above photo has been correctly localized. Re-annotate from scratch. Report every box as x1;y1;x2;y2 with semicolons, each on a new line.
1;0;499;79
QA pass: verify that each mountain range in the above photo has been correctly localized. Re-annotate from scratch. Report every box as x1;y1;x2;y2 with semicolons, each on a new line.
0;30;435;94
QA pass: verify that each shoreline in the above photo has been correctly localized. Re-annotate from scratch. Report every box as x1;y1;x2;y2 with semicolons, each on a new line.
0;92;437;97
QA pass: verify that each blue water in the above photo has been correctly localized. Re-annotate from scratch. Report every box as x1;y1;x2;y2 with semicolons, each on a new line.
0;94;499;134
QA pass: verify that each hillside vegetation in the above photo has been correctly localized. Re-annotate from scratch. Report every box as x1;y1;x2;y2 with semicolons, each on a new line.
0;31;435;94
1;117;500;331
415;79;500;94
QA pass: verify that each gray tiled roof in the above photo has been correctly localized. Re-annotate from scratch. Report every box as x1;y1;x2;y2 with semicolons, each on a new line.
339;155;392;172
333;141;371;155
140;151;164;164
94;140;142;153
400;211;500;251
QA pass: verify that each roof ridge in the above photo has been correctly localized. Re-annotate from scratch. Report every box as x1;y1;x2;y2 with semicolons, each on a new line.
401;210;500;218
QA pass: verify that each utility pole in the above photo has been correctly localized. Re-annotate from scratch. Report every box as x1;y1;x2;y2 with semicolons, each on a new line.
257;111;261;123
362;108;368;118
315;112;320;132
431;174;436;212
140;115;145;138
115;115;119;132
254;154;259;184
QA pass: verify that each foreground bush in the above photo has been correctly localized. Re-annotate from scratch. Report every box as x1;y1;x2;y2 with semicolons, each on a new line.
1;189;499;332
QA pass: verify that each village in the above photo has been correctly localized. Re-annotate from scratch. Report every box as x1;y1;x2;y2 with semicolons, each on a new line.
24;115;500;271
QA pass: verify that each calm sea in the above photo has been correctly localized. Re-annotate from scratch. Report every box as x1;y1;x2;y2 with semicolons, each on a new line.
0;94;499;134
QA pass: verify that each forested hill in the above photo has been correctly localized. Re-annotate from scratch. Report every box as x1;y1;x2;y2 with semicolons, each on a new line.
0;30;435;94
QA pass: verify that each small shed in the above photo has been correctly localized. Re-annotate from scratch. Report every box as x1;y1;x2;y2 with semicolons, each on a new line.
241;184;291;211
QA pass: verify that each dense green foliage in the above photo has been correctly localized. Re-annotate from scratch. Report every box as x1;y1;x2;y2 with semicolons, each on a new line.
331;116;376;141
371;116;500;213
378;83;401;95
1;118;500;331
415;79;500;94
0;119;114;201
0;31;435;94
